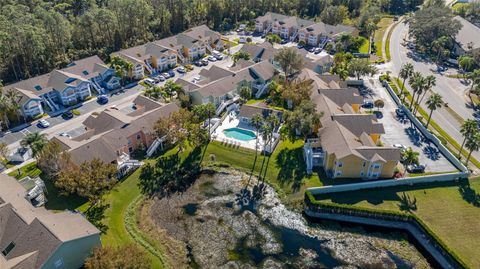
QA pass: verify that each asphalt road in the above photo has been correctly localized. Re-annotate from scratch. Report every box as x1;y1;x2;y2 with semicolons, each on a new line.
387;21;480;164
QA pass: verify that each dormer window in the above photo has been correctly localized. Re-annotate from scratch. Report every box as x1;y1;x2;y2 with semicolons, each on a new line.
82;70;89;75
64;77;77;84
34;85;42;91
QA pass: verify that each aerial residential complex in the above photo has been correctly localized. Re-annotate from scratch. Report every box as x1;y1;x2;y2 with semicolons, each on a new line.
453;15;480;56
5;56;120;119
113;25;225;79
0;174;100;269
255;12;357;44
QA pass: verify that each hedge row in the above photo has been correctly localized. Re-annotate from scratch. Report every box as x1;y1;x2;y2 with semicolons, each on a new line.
305;191;469;269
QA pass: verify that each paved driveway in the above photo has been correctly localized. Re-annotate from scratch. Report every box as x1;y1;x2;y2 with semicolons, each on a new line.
363;77;457;173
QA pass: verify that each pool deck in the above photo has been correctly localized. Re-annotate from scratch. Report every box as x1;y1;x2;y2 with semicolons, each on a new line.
212;113;267;151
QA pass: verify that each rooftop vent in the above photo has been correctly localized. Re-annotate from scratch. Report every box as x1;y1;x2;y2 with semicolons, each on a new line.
34;85;42;91
82;70;89;75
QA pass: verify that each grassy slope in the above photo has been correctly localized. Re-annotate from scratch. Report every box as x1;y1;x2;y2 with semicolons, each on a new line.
358;36;370;54
317;179;480;268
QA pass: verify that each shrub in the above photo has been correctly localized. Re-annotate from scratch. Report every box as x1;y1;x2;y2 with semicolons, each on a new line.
71;109;81;116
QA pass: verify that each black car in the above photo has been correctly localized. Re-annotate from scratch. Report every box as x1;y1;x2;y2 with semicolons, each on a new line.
97;95;109;104
362;101;374;109
168;70;175;77
406;164;425;173
62;111;74;120
395;108;405;117
280;39;288;44
194;61;202;67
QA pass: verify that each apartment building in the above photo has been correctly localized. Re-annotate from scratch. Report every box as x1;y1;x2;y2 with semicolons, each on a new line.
6;56;118;117
255;12;357;43
301;69;400;179
176;60;277;109
297;22;357;46
453;16;480;56
52;96;179;175
0;174;101;269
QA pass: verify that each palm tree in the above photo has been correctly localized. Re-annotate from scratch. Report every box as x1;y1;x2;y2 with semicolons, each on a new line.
465;132;480;166
399;63;414;103
467;69;480;104
415;75;436;114
274;47;304;82
459;119;478;157
458;55;475;81
20;132;47;157
402;148;420;166
408;72;425;110
425;93;443;128
251;113;264;158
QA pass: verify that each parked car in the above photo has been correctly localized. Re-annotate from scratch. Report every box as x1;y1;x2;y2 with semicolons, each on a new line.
395;108;405;117
194;61;203;67
297;43;304;49
207;56;217;62
280;39;288;44
144;78;155;86
406;164;425;173
239;36;247;43
38;119;50;128
97;95;109;104
59;132;71;138
215;54;224;60
168;70;175;77
392;144;407;151
308;47;315;53
177;67;186;74
201;59;209;66
162;72;170;79
362;100;374;109
152;77;161;83
157;75;165;82
62;111;74;120
314;48;322;54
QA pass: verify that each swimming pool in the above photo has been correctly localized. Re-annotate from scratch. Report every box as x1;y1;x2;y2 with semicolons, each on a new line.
223;128;256;141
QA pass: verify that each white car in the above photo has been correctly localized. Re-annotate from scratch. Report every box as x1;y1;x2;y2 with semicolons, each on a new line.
59;132;71;138
207;56;217;62
38;119;50;128
392;144;407;151
144;78;155;86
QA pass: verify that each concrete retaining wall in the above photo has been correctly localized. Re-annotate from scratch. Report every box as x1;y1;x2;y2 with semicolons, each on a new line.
304;207;462;269
307;172;468;195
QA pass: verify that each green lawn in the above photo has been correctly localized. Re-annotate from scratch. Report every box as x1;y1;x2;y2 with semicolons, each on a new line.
374;17;394;59
8;162;42;179
358;36;370;54
204;140;323;202
314;179;480;268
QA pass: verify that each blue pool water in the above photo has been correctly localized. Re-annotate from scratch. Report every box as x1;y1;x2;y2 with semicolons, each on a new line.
223;128;256;141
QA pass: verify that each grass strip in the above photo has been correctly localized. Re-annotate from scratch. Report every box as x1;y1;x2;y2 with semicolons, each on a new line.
124;195;165;268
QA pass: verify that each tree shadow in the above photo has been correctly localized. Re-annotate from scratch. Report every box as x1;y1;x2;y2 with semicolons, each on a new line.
275;146;307;192
84;202;110;234
397;192;417;212
458;181;480;207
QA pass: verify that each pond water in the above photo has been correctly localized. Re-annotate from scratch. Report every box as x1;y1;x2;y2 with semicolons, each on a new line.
149;170;432;268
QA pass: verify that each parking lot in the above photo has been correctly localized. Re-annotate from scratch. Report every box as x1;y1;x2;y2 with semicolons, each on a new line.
363;78;457;174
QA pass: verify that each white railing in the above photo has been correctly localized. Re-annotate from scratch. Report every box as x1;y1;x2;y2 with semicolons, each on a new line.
177;53;186;63
254;82;270;99
45;94;59;111
146;137;163;157
265;24;272;34
206;43;214;53
290;30;299;42
144;61;154;74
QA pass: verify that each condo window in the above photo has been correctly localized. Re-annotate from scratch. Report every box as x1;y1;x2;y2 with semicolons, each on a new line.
2;242;15;256
337;162;343;167
137;134;141;140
